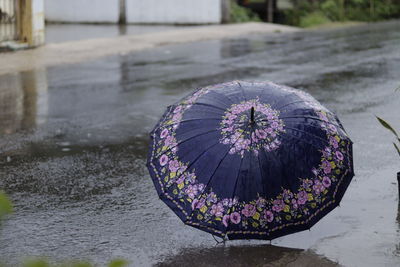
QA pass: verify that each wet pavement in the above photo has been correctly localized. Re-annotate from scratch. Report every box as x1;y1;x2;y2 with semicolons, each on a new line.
45;24;179;43
0;20;400;266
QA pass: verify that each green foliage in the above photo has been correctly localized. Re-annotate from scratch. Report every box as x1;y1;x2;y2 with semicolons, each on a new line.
230;1;262;23
286;0;400;27
0;191;13;221
108;259;129;267
376;115;400;158
300;11;332;27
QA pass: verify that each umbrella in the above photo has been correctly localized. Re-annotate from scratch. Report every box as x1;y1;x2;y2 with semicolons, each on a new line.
147;81;353;240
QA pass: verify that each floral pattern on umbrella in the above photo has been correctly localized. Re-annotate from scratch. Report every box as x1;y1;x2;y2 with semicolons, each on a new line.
147;81;354;240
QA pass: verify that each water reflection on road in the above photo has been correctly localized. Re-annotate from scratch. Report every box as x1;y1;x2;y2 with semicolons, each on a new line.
0;20;399;266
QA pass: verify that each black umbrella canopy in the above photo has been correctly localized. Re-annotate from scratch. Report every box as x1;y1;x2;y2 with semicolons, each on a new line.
147;81;354;240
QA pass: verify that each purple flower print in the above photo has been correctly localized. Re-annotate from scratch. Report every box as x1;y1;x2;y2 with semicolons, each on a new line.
328;124;337;133
322;160;332;174
272;199;285;212
206;192;217;203
173;105;182;114
264;210;274;222
282;189;293;201
172;113;182;123
222;214;230;227
191;198;205;210
297;191;308;205
185;185;198;199
230;212;241;224
175;175;185;185
335;151;344;161
222;198;230;206
322;176;331;188
197;184;205;192
210;203;224;217
164;136;176;147
168;160;180;172
160;129;169;139
241;204;256;217
313;180;325;194
329;136;338;149
291;198;298;209
302;179;313;190
256;197;266;209
159;155;169;166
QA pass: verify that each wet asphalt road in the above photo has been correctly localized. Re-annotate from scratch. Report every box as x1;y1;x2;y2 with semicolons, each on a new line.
0;21;400;266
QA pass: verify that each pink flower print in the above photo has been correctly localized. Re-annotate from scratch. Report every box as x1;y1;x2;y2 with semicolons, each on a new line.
241;204;256;217
230;212;241;224
264;210;274;222
291;199;298;209
172;113;182;123
164;136;176;147
297;191;308;205
222;198;230;206
335;151;344;161
322;176;331;188
159;155;169;166
328;124;337;133
222;214;230;227
313;180;325;194
210;203;224;217
319;113;328;122
329;136;338;149
322;160;331;174
185;185;198;199
160;129;169;139
272;199;285;212
192;198;205;210
168;160;180;173
271;121;279;129
173;105;182;114
175;174;185;184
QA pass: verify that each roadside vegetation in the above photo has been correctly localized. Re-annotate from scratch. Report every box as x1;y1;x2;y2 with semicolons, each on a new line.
284;0;400;28
230;1;262;22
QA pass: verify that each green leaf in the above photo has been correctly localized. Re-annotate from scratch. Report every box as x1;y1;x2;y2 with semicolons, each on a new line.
23;259;50;267
376;116;399;139
108;259;129;267
394;143;400;158
0;191;13;219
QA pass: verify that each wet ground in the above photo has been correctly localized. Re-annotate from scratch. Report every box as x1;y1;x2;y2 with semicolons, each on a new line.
45;24;178;43
0;20;400;266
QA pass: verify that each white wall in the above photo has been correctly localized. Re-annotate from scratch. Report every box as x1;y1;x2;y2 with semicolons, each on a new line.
45;0;222;24
32;0;45;45
127;0;221;24
45;0;119;23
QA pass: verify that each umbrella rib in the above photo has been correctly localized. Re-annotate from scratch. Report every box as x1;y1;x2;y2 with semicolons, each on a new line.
191;102;227;112
225;155;245;236
284;126;331;146
281;115;342;127
185;123;251;224
154;128;220;159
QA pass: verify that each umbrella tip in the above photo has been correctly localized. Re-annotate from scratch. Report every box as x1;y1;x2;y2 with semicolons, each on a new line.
251;106;255;124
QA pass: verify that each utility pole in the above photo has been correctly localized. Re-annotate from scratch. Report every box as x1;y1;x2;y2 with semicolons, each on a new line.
266;0;274;23
119;0;126;24
221;0;231;24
